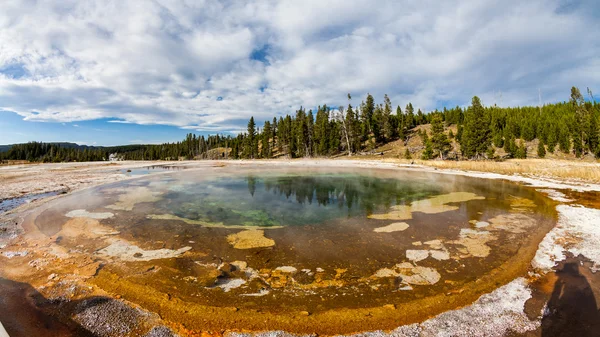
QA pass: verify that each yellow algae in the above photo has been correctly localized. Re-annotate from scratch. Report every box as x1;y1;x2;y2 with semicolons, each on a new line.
368;206;413;220
226;229;275;249
105;186;162;211
508;195;536;211
373;222;410;233
147;213;283;229
369;192;484;220
59;217;120;239
334;268;348;278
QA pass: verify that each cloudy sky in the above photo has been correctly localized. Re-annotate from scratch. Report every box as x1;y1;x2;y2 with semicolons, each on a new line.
1;0;599;146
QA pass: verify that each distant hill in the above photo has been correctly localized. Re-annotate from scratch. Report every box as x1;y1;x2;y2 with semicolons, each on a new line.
0;142;102;153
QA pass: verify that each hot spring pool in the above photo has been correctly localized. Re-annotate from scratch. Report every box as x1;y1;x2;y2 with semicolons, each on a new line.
27;165;557;333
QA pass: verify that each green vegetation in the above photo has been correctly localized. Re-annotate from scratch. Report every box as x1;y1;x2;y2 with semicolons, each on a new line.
2;87;599;162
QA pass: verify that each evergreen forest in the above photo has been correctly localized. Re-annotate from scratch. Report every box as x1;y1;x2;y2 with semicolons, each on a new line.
2;86;598;163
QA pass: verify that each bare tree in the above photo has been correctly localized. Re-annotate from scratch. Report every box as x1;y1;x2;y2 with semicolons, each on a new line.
337;105;352;156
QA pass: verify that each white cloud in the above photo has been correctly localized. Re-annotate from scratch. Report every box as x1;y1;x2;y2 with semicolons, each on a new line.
0;0;598;133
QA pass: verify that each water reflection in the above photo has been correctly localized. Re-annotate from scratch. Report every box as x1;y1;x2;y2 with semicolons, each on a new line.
168;174;442;228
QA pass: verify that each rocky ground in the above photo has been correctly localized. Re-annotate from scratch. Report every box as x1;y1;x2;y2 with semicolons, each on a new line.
0;159;599;337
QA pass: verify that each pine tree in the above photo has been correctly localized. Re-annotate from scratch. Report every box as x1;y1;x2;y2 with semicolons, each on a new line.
461;96;491;159
262;120;272;158
372;104;383;142
397;105;406;142
430;114;451;159
364;94;375;141
406;103;415;129
421;139;433;160
537;140;546;158
382;94;393;141
307;109;315;157
559;122;571;154
505;137;517;158
404;148;412;159
515;141;527;159
486;147;495;159
247;116;257;159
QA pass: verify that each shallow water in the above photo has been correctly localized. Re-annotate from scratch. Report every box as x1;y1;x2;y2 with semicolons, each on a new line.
0;190;65;213
28;166;557;333
119;164;185;176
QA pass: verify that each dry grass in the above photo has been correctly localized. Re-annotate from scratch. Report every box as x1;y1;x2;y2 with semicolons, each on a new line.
383;158;600;183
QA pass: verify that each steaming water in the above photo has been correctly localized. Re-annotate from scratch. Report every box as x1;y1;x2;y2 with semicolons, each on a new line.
30;166;556;322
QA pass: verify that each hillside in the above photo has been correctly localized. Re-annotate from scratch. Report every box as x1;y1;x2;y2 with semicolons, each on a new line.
372;124;594;161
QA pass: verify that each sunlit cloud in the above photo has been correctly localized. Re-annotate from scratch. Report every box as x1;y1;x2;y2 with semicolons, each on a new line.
0;0;598;134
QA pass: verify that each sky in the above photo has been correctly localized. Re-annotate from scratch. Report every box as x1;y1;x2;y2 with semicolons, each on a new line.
1;0;599;146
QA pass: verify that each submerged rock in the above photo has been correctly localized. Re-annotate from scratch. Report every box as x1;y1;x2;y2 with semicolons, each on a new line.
397;265;441;286
372;262;441;286
406;250;429;262
450;229;494;258
407;240;450;262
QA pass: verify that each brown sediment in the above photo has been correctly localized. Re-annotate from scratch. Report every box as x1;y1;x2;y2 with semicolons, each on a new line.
59;217;120;239
226;229;275;249
90;228;549;336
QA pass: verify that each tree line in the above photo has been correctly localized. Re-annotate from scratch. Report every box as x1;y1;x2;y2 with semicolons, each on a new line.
232;86;600;160
2;86;598;163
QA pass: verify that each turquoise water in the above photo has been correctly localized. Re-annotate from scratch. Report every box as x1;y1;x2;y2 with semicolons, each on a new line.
161;174;442;227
